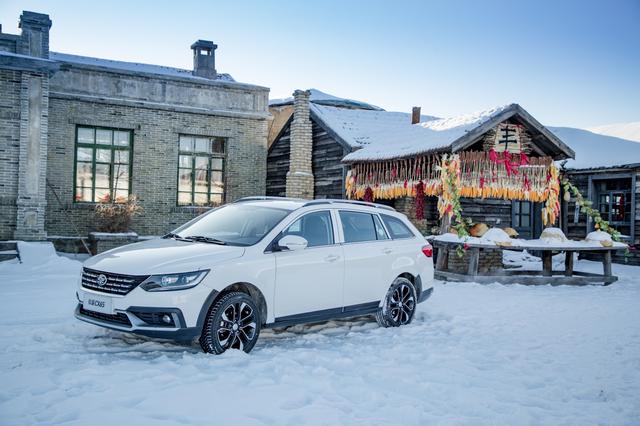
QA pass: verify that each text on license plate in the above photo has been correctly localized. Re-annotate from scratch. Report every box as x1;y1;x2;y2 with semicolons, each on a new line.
83;295;113;314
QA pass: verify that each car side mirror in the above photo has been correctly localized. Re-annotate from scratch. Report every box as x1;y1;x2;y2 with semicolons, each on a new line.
277;235;308;251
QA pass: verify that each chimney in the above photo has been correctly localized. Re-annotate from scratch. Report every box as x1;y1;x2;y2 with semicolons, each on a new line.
191;39;217;79
411;106;421;124
286;90;314;199
19;11;52;58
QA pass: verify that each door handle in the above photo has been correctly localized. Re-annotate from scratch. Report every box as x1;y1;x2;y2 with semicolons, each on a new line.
382;248;393;254
324;254;340;263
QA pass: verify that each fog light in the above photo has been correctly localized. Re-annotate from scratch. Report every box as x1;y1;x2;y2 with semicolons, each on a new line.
162;314;172;324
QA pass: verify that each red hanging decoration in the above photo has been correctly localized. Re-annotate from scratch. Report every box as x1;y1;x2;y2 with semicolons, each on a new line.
414;181;425;220
519;152;529;166
363;186;374;202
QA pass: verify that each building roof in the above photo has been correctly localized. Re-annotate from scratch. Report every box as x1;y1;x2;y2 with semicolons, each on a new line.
333;103;574;162
50;52;236;83
549;127;640;170
270;88;383;110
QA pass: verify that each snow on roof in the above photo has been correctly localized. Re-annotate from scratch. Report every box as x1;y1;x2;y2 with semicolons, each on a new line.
549;127;640;170
311;104;439;159
50;52;235;83
270;88;383;110
339;104;513;162
587;121;640;143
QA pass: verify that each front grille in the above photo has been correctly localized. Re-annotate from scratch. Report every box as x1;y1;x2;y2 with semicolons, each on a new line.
81;268;149;295
79;306;132;327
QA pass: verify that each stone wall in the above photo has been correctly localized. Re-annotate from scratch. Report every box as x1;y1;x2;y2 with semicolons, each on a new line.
0;69;22;239
46;97;268;237
445;247;504;273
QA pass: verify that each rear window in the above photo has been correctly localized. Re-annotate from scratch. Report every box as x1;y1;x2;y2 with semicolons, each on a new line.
381;214;416;239
339;211;388;243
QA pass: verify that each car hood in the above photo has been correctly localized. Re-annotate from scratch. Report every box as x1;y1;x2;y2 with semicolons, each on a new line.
83;237;245;275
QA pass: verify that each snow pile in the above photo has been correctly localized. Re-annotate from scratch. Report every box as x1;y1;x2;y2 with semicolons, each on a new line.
479;227;511;244
1;253;640;424
585;230;613;243
540;227;567;244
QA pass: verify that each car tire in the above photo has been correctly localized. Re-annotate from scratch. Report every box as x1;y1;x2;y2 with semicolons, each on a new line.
375;277;417;328
199;291;261;354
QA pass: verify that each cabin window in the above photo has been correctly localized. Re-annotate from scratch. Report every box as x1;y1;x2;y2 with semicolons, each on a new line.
177;135;226;206
74;126;132;203
593;178;633;238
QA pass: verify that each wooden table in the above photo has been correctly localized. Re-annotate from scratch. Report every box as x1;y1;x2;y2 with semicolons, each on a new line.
431;239;626;286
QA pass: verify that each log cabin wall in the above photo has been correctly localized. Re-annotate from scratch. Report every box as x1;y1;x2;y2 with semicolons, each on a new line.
266;122;290;197
266;118;348;199
565;167;640;265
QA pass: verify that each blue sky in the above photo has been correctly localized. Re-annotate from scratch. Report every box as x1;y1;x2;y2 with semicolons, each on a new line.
1;0;638;128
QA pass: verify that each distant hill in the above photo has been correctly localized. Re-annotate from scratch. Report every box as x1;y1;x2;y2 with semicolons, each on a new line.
549;126;640;169
587;122;640;143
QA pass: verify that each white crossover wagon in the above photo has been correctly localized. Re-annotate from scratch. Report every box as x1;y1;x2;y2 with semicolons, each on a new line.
75;197;434;354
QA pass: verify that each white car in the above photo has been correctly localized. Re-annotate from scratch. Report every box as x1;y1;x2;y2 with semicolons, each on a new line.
75;197;434;354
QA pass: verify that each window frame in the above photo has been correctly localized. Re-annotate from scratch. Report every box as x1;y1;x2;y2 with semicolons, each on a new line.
588;173;636;242
338;210;391;245
379;213;417;240
176;135;227;207
73;125;133;204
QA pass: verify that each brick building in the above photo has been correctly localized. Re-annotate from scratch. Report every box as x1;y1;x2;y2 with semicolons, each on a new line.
0;11;269;245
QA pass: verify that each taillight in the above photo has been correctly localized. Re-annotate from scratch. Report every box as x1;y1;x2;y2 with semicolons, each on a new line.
421;245;433;257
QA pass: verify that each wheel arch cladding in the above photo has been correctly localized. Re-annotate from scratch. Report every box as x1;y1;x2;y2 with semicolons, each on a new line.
218;282;268;325
397;272;421;295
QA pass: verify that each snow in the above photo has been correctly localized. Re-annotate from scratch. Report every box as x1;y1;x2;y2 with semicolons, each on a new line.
269;88;383;110
539;227;567;244
341;104;511;162
588;121;640;143
2;247;640;425
549;127;640;170
586;230;613;243
432;232;626;249
49;52;236;83
478;227;511;244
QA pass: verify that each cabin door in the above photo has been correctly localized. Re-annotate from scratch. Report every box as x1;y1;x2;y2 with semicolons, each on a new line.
512;200;542;239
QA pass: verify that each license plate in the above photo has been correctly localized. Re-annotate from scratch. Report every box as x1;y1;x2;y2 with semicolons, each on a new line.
83;294;113;315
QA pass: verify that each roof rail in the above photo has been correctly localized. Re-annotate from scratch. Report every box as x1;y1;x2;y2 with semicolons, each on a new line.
233;196;304;203
302;199;396;212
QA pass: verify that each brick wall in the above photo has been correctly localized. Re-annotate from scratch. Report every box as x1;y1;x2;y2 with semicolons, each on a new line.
286;90;314;199
0;69;22;239
45;97;268;237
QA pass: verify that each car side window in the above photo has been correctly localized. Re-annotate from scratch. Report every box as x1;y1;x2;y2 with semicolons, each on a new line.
373;215;389;240
380;214;416;239
282;211;334;247
339;211;388;243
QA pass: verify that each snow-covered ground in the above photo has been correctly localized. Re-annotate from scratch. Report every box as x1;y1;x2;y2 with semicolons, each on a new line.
1;244;639;425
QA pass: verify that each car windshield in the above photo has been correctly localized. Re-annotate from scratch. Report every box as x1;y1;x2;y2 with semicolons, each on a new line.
169;204;292;247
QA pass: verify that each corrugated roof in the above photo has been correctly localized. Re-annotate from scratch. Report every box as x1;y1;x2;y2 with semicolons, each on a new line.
270;88;383;110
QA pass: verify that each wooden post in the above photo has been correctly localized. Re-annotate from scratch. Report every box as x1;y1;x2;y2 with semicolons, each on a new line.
439;214;451;235
564;251;574;276
603;250;612;279
542;251;552;276
467;247;480;276
435;246;449;271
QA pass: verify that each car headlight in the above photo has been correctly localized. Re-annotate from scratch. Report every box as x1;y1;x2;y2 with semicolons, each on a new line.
140;270;209;292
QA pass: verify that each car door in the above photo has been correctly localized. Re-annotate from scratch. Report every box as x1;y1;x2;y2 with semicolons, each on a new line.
273;210;344;319
338;210;393;308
